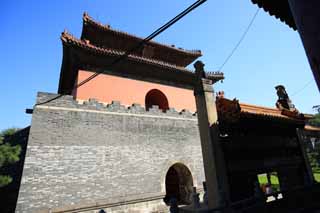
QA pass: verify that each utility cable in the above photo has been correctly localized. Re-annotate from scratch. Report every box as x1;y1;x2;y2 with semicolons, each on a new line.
77;0;206;88
218;8;260;71
291;79;314;97
36;0;207;106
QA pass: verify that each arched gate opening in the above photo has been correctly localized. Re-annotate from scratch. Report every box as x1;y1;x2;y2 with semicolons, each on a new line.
164;163;194;205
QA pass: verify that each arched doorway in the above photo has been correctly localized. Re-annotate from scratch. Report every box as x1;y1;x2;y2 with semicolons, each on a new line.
164;163;194;205
145;89;169;112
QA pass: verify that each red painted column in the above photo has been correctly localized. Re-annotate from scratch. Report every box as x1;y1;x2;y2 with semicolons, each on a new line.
288;0;320;92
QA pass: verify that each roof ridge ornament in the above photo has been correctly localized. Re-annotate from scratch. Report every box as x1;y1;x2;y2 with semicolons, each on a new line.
194;61;224;83
216;91;225;99
61;30;77;42
275;85;298;112
83;12;90;22
61;29;71;42
194;60;206;79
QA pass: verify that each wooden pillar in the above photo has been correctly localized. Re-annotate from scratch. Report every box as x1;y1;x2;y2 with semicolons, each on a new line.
296;128;315;184
193;61;229;210
288;0;320;92
266;173;271;186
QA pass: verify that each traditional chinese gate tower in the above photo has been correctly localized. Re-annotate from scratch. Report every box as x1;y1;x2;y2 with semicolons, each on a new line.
14;13;223;213
12;12;317;213
59;13;206;112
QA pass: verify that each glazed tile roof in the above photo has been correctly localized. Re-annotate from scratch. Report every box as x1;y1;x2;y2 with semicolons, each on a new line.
82;12;202;57
305;125;320;132
251;0;297;30
60;31;223;82
216;97;307;124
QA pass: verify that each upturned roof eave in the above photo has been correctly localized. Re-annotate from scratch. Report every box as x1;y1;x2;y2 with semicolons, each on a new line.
58;31;224;94
216;98;307;126
251;0;297;30
62;31;197;73
81;12;203;57
304;125;320;132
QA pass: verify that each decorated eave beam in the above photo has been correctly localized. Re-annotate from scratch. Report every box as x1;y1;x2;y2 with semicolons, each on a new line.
81;12;202;67
58;31;224;94
251;0;297;30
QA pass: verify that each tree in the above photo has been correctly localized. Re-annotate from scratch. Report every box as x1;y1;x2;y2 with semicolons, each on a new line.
309;114;320;127
309;106;320;127
0;128;21;187
308;152;320;172
313;105;320;114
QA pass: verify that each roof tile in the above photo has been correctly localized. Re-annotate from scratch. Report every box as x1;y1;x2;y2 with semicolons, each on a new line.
82;12;202;56
60;31;224;81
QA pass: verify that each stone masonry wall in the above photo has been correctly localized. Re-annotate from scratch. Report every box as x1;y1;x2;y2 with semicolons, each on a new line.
16;92;205;212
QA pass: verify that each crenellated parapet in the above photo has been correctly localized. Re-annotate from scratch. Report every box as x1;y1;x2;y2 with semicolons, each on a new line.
35;92;197;119
18;92;203;213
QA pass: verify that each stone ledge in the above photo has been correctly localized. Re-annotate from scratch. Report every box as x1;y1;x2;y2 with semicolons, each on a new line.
35;192;166;213
35;92;197;118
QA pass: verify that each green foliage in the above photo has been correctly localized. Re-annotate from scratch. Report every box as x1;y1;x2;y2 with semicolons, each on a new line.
309;113;320;127
308;151;320;182
0;128;21;187
308;152;320;170
0;143;21;167
0;128;19;144
313;105;320;114
0;175;12;187
314;173;320;182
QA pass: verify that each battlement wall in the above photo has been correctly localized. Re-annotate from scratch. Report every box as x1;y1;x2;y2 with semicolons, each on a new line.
16;92;204;213
36;92;197;119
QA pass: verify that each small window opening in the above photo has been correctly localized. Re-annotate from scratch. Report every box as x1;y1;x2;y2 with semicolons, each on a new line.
257;172;282;202
145;89;169;112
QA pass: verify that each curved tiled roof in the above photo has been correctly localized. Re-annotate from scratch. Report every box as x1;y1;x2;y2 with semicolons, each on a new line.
216;98;306;124
240;102;292;119
60;31;223;81
82;12;202;57
305;125;320;132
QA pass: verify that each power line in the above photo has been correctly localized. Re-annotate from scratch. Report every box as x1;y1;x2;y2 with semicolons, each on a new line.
218;8;260;71
291;79;314;97
36;0;207;106
76;0;206;89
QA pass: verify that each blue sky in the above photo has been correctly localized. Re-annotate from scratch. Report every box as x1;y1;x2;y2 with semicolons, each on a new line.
1;0;319;130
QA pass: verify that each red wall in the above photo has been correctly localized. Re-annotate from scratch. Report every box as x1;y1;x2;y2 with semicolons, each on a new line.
73;70;196;112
